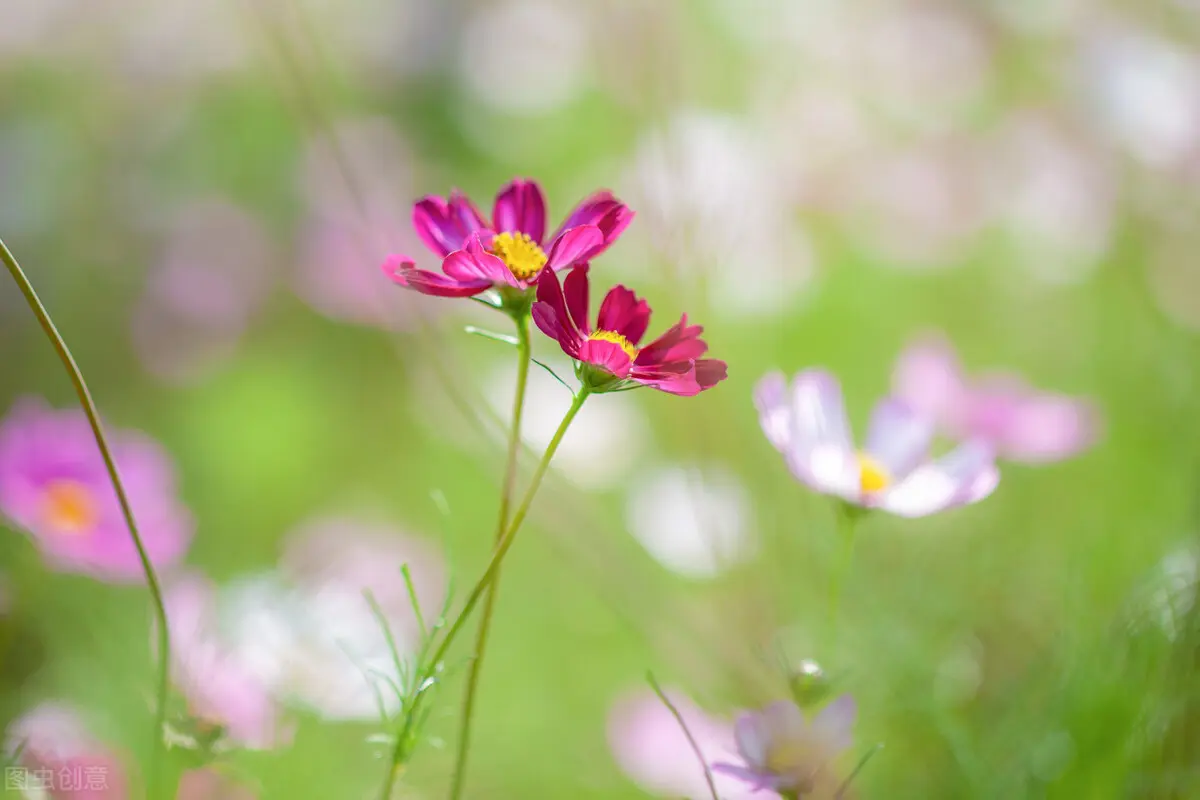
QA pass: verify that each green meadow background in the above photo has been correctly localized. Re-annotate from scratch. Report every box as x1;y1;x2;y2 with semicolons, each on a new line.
2;1;1200;797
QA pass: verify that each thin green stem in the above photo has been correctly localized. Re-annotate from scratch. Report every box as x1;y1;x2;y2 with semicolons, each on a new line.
824;506;859;657
448;314;531;800
0;237;170;798
378;386;590;800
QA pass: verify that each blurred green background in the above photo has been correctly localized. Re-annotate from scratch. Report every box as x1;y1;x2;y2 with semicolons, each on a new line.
2;0;1200;797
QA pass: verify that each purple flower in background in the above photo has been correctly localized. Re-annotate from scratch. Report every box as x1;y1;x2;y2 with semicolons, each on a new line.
892;334;1099;463
713;697;856;796
132;198;276;385
6;702;129;799
164;572;285;750
755;371;998;517
0;398;193;581
384;178;633;298
608;688;775;799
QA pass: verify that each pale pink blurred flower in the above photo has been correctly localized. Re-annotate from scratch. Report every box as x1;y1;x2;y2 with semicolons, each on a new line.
132;199;276;384
980;114;1115;285
892;334;1099;463
177;767;256;800
458;0;590;115
294;118;432;331
6;702;129;799
164;572;285;749
713;697;856;796
608;688;773;799
0;398;193;581
755;371;999;517
836;142;986;270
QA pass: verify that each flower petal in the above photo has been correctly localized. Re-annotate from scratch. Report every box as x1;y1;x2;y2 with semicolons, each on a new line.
891;334;966;427
694;359;728;390
882;440;999;518
412;191;487;257
979;382;1100;463
865;398;934;480
562;264;592;335
630;362;704;396
550;190;634;249
811;695;856;754
381;256;491;298
544;225;605;271
533;269;583;356
783;371;858;498
492;178;547;244
635;315;707;366
754;372;790;451
597;285;652;343
579;339;635;378
732;713;769;768
442;235;519;287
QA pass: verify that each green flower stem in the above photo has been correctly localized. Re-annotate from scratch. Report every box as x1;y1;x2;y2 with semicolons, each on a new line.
448;314;532;800
378;385;591;800
0;237;171;798
825;505;860;657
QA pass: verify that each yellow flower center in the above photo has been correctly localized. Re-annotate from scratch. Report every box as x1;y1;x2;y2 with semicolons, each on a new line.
857;452;892;494
490;231;548;281
587;329;639;361
41;479;98;535
764;736;816;775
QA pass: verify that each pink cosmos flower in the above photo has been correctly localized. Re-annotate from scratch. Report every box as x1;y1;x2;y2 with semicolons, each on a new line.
755;371;998;517
0;398;193;581
532;266;728;396
164;572;285;750
891;334;1099;463
383;178;633;298
6;702;129;799
712;697;856;796
608;688;775;799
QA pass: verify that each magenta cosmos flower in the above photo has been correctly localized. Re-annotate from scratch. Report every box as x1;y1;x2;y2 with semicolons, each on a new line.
712;697;856;796
163;572;286;750
0;398;192;581
383;178;633;300
892;334;1099;463
6;702;130;799
533;266;728;396
755;371;998;517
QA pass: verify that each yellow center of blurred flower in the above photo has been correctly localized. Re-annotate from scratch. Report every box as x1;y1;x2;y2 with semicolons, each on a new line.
857;453;891;494
491;231;547;280
587;330;639;361
764;736;815;776
41;479;98;535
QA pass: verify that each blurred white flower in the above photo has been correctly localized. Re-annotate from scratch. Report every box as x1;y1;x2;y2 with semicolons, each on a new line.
222;517;448;722
458;0;590;115
118;0;251;84
482;355;650;491
132;199;277;384
1077;26;1200;167
624;464;753;579
624;112;816;316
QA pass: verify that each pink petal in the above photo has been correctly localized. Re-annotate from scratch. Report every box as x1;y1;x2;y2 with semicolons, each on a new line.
562;264;592;335
986;388;1099;463
533;270;583;357
636;315;708;366
882;440;999;517
492;178;547;244
442;235;519;286
864;398;935;480
754;372;791;451
543;225;605;271
597;285;652;344
891;334;968;428
550;191;635;258
811;694;856;754
382;257;492;298
630;362;704;396
694;359;728;389
579;339;635;379
411;192;487;257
